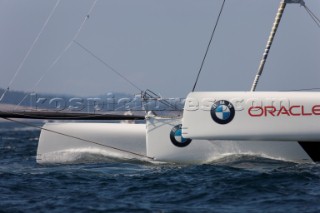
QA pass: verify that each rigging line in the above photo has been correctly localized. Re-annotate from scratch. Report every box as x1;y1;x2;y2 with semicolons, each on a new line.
142;89;179;111
111;94;180;112
2;117;154;160
14;0;99;110
281;87;320;91
304;5;320;23
192;0;226;92
0;0;62;102
73;40;143;92
69;41;177;111
303;6;320;28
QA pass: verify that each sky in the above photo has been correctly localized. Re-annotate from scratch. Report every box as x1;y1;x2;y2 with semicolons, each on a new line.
0;0;319;98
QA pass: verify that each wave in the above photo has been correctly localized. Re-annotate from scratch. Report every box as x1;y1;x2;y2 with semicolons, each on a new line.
0;126;40;133
37;147;299;170
207;152;291;163
203;153;301;172
37;147;164;165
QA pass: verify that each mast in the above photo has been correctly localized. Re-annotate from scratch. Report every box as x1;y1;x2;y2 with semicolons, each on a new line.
250;0;287;92
250;0;305;91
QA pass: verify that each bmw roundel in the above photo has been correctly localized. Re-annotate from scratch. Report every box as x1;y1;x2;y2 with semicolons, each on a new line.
170;124;192;147
211;100;235;125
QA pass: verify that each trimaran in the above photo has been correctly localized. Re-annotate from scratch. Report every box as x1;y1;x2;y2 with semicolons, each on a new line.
1;0;320;164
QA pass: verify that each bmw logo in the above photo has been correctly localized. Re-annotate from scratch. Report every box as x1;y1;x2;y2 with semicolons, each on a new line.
211;100;235;125
170;124;192;147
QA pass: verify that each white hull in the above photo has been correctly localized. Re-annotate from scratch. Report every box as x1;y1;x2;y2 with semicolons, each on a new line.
183;92;320;141
37;118;312;164
37;123;146;163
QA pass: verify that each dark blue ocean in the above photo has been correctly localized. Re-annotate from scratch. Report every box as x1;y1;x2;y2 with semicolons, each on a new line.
0;122;320;213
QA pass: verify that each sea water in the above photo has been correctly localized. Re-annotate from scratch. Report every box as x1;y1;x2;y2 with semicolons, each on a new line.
0;122;319;213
